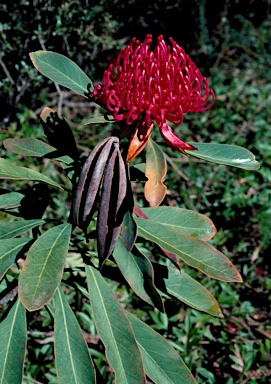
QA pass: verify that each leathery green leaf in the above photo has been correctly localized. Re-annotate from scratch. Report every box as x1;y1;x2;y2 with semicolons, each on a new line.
113;239;164;311
145;139;167;207
0;299;27;384
3;138;56;157
54;287;96;384
84;115;115;125
86;265;146;384
18;223;72;311
3;138;73;165
0;238;32;280
0;219;44;239
0;158;62;189
140;206;216;241
187;143;260;170
30;51;93;96
0;192;24;210
135;217;242;282
120;210;137;252
126;311;197;384
153;264;223;317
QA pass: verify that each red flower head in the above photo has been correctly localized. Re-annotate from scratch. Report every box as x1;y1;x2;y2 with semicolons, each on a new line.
92;34;215;162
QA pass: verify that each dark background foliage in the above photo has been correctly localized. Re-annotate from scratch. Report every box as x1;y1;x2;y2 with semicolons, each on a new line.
0;1;271;383
1;0;270;127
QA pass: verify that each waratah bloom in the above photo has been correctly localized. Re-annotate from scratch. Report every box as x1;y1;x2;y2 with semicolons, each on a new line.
92;34;215;161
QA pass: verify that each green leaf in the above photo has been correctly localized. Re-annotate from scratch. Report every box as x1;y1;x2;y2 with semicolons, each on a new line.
84;115;115;125
140;206;216;241
0;238;32;280
0;299;27;384
54;287;96;384
30;51;93;97
3;138;73;166
125;311;197;384
120;211;137;252
18;223;72;311
56;155;74;165
0;158;62;189
153;264;223;317
145;139;167;207
187;143;260;170
132;163;146;175
3;138;56;157
0;219;44;239
113;239;164;311
135;217;242;282
85;265;145;384
0;192;24;210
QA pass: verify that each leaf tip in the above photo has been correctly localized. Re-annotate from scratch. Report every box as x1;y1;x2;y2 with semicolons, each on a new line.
40;106;56;122
227;269;243;283
254;161;261;170
214;306;224;318
231;265;243;283
3;138;11;150
29;52;34;61
236;273;243;283
29;51;42;66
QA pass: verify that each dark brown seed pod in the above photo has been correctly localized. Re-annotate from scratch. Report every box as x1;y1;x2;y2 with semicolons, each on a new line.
72;136;130;267
107;148;129;253
72;137;119;228
82;138;120;228
97;147;118;264
97;146;128;268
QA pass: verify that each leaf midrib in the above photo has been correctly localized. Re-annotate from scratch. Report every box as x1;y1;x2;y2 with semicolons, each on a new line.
30;224;69;302
114;246;153;305
89;267;129;384
137;224;228;278
0;240;29;260
0;159;61;188
57;289;79;384
34;55;89;93
0;222;43;239
0;300;20;383
146;139;166;188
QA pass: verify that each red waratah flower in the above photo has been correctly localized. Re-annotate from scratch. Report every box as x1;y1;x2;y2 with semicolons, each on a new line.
92;34;215;162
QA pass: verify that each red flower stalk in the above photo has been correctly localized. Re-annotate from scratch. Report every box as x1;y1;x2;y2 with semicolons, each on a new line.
92;34;215;161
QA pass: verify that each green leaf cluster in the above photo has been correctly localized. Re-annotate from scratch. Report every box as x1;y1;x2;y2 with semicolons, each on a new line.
0;49;260;384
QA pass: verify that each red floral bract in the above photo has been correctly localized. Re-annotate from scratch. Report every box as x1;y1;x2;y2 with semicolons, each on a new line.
92;34;215;158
